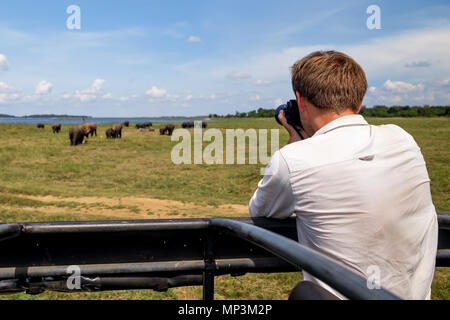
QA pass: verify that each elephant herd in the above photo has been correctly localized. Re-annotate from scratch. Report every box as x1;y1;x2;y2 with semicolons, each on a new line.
52;124;61;133
106;124;123;139
159;124;175;136
135;122;152;129
36;120;206;146
69;123;97;146
182;121;207;129
37;123;61;133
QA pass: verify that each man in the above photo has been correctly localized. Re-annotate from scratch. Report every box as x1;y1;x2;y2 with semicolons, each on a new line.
249;51;438;300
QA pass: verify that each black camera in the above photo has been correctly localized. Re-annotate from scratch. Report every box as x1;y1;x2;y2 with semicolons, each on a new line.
275;100;304;138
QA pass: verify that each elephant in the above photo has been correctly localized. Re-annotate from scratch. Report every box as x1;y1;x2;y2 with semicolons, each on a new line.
136;122;152;129
182;121;194;128
182;121;206;128
112;124;123;138
83;123;97;137
37;123;45;129
106;128;117;139
160;124;175;136
166;124;175;135
123;121;130;127
52;124;62;134
69;125;90;146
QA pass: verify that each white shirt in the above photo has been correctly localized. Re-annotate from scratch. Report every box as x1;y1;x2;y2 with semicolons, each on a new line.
249;115;438;300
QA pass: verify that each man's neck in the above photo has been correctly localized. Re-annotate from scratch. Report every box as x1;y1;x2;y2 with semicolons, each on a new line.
310;109;357;135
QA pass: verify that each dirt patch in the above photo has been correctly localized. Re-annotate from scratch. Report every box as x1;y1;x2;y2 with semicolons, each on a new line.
3;193;249;219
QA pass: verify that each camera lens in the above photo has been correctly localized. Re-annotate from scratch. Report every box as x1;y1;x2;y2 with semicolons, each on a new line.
275;104;286;126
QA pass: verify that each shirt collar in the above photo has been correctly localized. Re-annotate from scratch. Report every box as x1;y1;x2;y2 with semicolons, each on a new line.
312;114;368;137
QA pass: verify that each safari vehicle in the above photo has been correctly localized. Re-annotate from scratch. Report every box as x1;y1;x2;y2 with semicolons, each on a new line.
0;213;449;300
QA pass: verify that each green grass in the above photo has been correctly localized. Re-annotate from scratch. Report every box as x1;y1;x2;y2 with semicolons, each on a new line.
368;118;449;211
1;118;447;210
0;117;448;300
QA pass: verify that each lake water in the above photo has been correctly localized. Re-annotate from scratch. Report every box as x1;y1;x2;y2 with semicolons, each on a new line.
0;118;195;125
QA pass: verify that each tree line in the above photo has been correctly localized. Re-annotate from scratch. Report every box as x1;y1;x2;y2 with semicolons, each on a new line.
209;105;450;119
359;106;449;117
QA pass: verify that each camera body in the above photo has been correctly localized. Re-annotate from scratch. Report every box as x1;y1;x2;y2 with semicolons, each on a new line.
275;100;304;138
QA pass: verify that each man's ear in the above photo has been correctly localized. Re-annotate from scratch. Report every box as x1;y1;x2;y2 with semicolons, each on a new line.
295;91;306;112
356;104;362;114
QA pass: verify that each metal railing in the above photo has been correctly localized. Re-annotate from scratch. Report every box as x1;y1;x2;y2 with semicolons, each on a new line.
0;212;448;300
210;218;400;300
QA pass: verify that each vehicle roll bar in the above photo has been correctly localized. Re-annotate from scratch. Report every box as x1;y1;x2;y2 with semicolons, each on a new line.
210;218;400;300
0;212;448;300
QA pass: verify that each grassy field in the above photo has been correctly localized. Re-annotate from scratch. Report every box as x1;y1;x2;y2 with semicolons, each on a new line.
0;117;448;300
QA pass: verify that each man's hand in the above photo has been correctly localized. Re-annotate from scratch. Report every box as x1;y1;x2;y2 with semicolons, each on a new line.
278;110;309;144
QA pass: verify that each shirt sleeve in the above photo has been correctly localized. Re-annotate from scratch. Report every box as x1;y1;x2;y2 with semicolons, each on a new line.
249;150;295;219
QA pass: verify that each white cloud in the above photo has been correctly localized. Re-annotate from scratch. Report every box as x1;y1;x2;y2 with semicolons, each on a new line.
405;61;432;68
75;79;105;102
0;82;22;104
273;98;283;107
104;93;139;102
75;93;94;103
365;79;440;105
0;82;14;92
255;79;272;86
146;86;167;98
178;93;217;102
249;95;261;101
35;80;53;95
0;54;10;71
21;94;40;103
166;94;180;102
226;72;251;80
187;36;202;43
91;79;105;92
102;93;114;99
0;93;20;104
64;79;108;102
437;79;450;87
382;80;424;93
342;26;450;80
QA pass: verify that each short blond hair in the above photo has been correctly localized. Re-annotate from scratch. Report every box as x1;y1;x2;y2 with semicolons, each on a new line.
291;51;367;113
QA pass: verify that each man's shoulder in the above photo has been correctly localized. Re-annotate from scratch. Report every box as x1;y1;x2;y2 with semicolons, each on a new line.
278;134;343;172
371;123;420;151
278;122;419;173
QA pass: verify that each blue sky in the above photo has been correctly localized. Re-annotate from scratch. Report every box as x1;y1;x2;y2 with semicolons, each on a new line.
0;0;449;117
